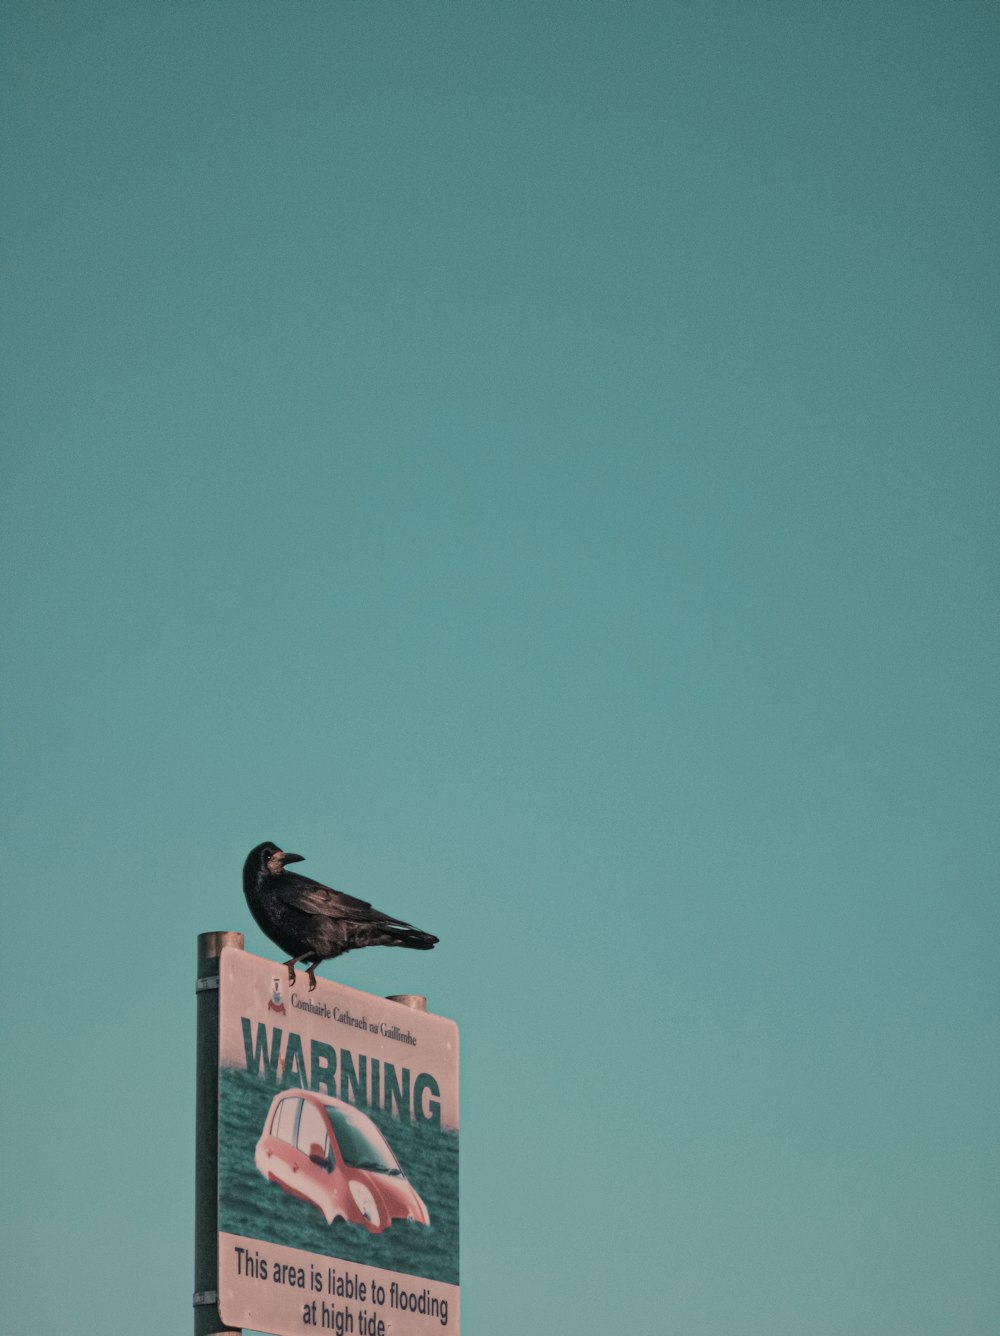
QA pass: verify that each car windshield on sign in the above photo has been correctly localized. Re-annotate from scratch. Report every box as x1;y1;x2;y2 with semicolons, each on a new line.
324;1106;401;1174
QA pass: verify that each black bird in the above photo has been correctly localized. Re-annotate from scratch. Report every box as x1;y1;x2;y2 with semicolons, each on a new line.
242;842;438;991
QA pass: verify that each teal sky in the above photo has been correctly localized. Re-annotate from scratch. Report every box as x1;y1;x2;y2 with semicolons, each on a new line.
2;4;997;1333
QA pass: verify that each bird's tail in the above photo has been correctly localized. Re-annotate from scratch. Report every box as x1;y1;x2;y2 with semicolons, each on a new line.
389;924;438;951
349;917;438;952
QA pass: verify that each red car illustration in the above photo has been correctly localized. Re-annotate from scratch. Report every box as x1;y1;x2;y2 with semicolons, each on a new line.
255;1089;431;1232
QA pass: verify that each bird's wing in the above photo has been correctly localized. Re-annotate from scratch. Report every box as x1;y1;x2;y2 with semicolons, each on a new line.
274;871;403;923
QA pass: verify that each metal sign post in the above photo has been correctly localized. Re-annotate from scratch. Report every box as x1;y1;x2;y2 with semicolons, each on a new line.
195;931;244;1336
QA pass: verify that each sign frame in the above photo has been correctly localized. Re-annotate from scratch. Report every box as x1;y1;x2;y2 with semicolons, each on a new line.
196;935;459;1336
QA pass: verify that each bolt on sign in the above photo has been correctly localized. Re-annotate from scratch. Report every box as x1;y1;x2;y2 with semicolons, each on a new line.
217;947;459;1336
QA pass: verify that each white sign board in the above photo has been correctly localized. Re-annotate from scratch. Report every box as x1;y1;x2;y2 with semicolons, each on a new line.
216;947;459;1336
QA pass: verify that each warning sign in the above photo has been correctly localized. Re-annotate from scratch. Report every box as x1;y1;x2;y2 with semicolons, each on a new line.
216;948;459;1335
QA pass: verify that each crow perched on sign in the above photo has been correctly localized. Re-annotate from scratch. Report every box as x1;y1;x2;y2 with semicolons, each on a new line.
242;842;439;991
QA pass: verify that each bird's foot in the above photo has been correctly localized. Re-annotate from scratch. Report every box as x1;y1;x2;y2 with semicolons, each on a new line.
307;967;317;992
283;961;297;987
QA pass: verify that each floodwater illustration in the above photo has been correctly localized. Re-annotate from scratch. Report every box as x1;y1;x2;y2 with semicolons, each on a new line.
219;1066;459;1285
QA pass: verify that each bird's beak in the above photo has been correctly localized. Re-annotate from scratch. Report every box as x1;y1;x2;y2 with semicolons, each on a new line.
280;851;305;864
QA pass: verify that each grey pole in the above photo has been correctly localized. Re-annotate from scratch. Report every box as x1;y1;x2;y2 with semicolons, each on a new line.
194;931;244;1336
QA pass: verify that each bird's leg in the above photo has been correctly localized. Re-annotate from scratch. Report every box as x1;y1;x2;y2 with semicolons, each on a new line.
282;956;312;987
282;955;320;989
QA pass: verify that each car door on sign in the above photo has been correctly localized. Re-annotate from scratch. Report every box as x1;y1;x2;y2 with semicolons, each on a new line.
296;1098;334;1176
271;1095;303;1191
